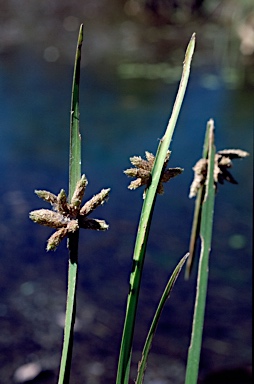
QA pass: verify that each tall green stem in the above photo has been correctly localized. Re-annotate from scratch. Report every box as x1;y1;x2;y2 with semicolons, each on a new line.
58;24;83;384
116;33;195;384
184;120;216;384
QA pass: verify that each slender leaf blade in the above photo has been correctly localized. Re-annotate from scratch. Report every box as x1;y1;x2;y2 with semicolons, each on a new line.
184;119;216;384
58;24;83;384
185;121;212;279
69;24;83;198
136;253;189;384
116;33;195;384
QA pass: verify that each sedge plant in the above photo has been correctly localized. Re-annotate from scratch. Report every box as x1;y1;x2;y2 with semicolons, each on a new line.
116;33;196;384
185;119;216;384
184;119;249;384
29;26;249;384
29;25;111;383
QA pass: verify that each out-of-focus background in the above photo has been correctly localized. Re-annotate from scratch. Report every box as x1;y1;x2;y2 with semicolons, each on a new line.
0;1;253;383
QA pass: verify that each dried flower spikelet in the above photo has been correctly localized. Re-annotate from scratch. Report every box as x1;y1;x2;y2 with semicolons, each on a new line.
29;209;68;228
216;149;249;185
35;190;57;205
189;148;249;197
30;175;110;251
156;184;164;195
161;167;183;182
79;218;109;231
80;188;111;216
124;153;152;189
47;227;68;251
217;149;249;159
145;151;155;164
216;163;238;185
124;168;140;178
213;159;221;183
67;219;79;233
128;178;144;190
158;167;183;195
189;159;208;198
70;175;88;208
127;168;150;181
57;189;69;214
217;155;232;168
129;156;150;170
125;149;182;194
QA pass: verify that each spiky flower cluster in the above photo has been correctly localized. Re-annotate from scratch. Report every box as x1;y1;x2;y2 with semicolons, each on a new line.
124;150;183;197
29;175;110;251
189;149;249;198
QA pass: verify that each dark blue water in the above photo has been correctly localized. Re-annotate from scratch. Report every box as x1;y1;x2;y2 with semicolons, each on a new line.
0;46;252;383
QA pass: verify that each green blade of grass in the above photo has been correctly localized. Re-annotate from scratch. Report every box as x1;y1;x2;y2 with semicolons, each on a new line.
116;33;195;384
69;25;83;197
185;123;211;279
136;253;189;384
58;24;83;384
184;119;216;384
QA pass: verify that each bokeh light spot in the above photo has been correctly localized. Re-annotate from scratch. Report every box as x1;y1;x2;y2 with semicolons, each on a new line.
43;46;60;62
228;234;246;249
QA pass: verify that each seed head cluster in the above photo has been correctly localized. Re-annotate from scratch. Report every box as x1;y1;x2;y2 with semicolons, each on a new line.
189;149;249;198
29;175;110;251
124;150;183;197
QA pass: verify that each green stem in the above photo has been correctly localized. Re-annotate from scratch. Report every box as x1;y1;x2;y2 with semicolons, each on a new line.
58;24;83;384
184;120;216;384
136;253;189;384
185;125;210;279
116;33;195;384
69;25;83;197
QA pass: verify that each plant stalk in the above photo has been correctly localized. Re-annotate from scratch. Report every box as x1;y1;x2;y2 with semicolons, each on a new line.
184;120;216;384
58;24;83;384
116;33;195;384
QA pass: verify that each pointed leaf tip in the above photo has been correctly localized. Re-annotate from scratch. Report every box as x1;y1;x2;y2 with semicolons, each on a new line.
78;24;84;44
185;33;196;62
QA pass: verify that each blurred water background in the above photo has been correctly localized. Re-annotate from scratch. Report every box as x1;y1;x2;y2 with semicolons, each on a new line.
0;1;253;383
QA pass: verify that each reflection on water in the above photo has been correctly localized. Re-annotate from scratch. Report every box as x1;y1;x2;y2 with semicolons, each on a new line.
0;33;252;384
